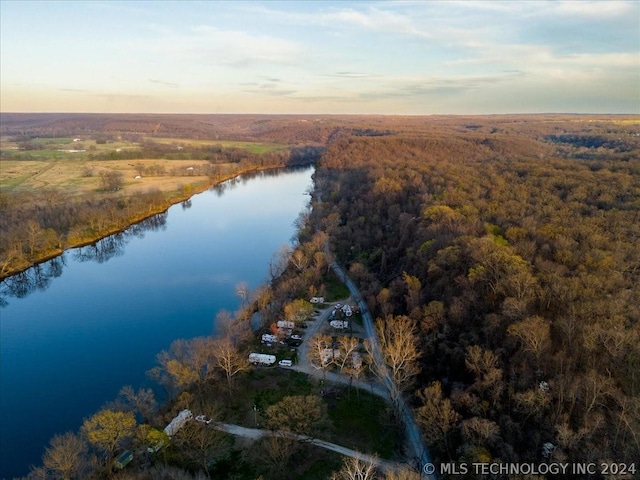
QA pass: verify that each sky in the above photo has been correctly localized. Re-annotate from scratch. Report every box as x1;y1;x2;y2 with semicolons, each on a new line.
1;0;638;114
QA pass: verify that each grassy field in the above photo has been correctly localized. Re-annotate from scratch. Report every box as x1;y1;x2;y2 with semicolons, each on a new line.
0;135;287;196
216;369;400;460
148;137;289;154
0;157;213;196
0;136;141;161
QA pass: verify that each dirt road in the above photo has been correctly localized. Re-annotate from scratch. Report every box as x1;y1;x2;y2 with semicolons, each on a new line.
213;422;406;473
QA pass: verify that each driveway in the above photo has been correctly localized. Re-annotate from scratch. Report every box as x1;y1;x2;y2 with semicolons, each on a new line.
289;302;391;401
213;421;405;473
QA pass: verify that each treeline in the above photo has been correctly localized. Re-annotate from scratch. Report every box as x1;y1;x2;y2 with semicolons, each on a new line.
310;125;640;472
0;178;192;277
12;226;408;480
0;188;174;277
0;143;323;278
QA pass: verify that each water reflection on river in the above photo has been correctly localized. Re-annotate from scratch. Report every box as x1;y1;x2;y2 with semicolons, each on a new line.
0;166;313;478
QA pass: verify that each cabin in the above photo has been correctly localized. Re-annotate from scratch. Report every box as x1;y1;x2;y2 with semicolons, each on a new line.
115;450;133;469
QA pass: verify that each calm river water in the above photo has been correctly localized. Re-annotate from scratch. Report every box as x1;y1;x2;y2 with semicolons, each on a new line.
0;166;314;478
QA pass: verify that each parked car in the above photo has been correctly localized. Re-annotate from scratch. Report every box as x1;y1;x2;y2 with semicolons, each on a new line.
278;359;293;367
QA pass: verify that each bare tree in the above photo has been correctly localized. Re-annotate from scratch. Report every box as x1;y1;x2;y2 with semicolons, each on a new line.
252;284;274;327
307;333;334;382
174;417;231;479
43;431;88;480
210;335;250;395
215;309;252;345
331;453;378;480
383;467;422;480
235;281;249;308
415;381;460;457
507;315;551;366
118;385;157;423
268;245;292;281
290;248;309;272
335;336;360;374
148;338;213;399
258;435;298;480
99;170;124;191
367;315;421;400
264;395;329;437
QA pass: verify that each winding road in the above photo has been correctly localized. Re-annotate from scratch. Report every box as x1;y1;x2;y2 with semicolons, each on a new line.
328;259;435;479
212;422;403;473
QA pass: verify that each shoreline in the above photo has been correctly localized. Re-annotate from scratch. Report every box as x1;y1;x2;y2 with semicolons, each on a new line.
0;164;294;281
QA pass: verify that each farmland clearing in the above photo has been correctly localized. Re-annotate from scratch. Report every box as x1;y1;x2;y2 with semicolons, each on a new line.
0;135;287;197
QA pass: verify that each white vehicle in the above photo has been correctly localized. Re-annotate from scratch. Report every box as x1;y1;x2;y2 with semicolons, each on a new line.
261;334;278;344
195;414;212;424
290;334;303;340
278;359;293;367
310;296;324;304
277;320;295;329
164;409;193;437
330;320;349;329
249;353;276;365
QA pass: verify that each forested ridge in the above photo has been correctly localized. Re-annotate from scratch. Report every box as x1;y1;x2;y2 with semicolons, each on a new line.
3;114;640;478
310;119;640;473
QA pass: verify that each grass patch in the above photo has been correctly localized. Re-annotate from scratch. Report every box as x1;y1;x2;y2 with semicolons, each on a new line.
323;271;351;301
250;370;315;412
326;386;400;459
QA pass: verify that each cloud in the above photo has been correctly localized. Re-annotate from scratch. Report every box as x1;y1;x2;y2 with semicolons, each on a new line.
247;4;432;39
328;72;377;78
159;25;303;67
552;0;635;18
148;79;179;88
362;71;528;100
241;79;297;97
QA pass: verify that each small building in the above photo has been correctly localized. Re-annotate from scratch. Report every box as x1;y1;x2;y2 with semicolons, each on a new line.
115;450;133;469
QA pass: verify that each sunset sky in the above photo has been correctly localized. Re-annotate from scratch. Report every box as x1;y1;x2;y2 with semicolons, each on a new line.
1;0;638;114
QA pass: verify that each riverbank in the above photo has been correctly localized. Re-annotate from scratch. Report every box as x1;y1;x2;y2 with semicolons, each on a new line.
0;163;291;280
1;167;318;479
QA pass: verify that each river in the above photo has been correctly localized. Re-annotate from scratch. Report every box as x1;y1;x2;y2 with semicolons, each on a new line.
0;166;314;479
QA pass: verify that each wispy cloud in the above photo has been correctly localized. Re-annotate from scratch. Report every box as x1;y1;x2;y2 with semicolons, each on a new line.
243;81;297;97
328;72;378;79
1;0;637;114
145;25;304;68
148;79;179;88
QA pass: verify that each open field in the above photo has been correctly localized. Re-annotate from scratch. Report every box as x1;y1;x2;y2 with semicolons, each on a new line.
148;137;289;154
0;132;291;197
1;158;213;196
0;136;141;161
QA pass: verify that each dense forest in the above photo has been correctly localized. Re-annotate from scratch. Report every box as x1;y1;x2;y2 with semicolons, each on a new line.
310;118;640;473
3;114;639;478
